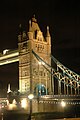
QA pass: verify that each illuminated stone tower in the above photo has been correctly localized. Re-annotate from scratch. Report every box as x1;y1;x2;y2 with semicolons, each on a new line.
18;16;51;95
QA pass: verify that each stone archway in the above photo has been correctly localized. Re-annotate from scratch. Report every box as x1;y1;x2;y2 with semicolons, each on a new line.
34;84;48;96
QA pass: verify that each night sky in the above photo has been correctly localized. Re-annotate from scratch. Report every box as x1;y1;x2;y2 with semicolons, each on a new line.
0;0;80;92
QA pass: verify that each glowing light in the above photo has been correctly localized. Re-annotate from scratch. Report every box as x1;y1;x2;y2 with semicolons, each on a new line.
12;99;17;104
42;61;45;65
6;100;9;105
61;101;66;107
38;61;41;65
28;94;34;100
3;49;9;55
38;61;45;65
8;104;17;110
7;84;11;93
21;98;27;109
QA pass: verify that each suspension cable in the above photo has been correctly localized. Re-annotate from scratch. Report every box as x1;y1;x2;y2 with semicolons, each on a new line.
32;50;77;89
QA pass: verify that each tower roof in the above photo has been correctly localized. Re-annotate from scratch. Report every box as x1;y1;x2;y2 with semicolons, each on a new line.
46;26;50;37
32;15;37;23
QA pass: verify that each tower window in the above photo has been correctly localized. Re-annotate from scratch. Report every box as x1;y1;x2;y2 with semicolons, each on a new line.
35;30;37;39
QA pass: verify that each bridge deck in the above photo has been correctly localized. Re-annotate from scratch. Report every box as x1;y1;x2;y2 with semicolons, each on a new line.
40;95;80;100
0;49;19;65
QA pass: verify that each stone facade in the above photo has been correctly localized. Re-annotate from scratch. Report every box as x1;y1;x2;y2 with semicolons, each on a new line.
18;16;51;95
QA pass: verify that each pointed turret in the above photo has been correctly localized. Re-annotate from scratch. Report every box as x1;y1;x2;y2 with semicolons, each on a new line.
46;26;51;45
7;84;12;93
29;20;32;32
27;19;33;40
22;31;27;41
47;26;50;37
18;24;22;42
31;15;40;31
19;24;22;35
32;14;37;23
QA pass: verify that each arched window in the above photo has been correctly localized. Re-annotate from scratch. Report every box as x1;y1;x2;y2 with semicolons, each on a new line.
34;84;48;96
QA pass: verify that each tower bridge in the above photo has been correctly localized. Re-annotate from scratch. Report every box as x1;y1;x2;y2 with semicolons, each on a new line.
0;16;80;114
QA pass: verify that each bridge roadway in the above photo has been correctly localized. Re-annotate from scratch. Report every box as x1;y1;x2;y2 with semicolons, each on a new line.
40;95;80;100
38;95;80;106
0;49;19;65
0;94;80;104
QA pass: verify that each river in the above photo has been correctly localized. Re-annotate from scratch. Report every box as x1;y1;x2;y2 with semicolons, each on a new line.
0;111;80;120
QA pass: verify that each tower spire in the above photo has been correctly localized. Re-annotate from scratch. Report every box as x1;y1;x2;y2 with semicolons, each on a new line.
19;24;22;35
46;26;51;44
29;20;32;32
47;26;50;37
7;84;11;93
32;14;37;23
18;24;22;42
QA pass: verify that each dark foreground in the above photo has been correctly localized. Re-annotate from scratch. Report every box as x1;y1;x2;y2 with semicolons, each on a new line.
0;110;80;120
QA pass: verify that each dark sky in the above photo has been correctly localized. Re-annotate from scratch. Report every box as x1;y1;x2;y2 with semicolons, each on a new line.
0;0;80;91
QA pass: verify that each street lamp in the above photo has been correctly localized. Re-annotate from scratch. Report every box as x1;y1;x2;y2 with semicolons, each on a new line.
28;94;34;120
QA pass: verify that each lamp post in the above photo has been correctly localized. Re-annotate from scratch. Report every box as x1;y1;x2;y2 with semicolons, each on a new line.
28;94;34;120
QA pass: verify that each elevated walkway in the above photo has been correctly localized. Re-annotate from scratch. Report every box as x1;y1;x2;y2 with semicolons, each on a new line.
0;49;19;65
